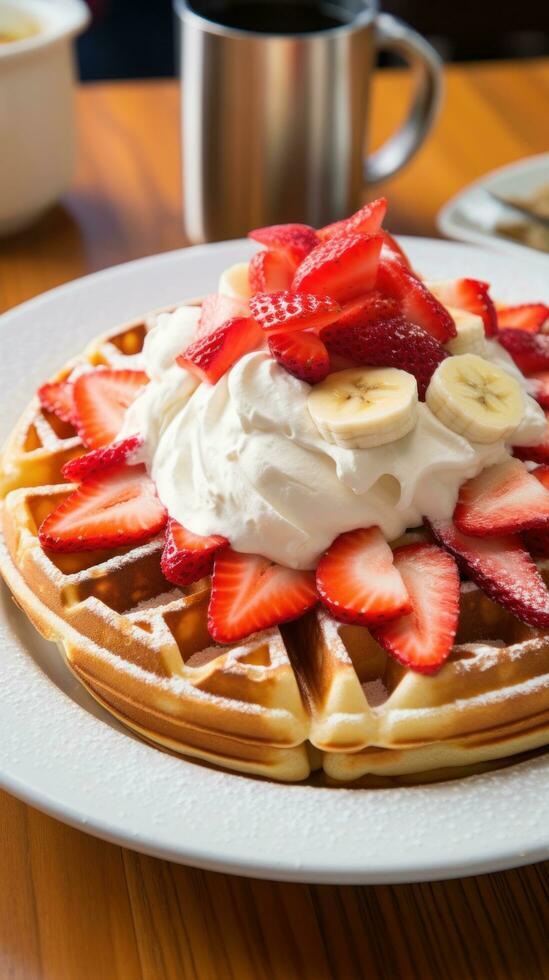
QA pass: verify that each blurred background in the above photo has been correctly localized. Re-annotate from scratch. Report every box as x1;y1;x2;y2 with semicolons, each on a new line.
78;0;549;80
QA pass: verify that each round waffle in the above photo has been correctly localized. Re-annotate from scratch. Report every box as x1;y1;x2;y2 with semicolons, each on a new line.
1;312;548;783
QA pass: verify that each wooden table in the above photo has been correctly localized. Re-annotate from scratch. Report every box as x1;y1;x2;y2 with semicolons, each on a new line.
0;60;548;979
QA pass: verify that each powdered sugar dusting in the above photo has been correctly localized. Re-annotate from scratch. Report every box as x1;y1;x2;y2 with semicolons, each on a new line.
363;679;389;708
130;589;183;613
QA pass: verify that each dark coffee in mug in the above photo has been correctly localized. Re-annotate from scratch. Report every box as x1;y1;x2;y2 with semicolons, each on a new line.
177;0;442;242
194;0;354;33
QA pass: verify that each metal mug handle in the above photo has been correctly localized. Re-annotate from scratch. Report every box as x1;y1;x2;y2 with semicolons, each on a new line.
364;13;443;185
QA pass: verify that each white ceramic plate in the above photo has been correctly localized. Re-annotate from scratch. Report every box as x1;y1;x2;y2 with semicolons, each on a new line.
0;238;548;885
437;153;549;262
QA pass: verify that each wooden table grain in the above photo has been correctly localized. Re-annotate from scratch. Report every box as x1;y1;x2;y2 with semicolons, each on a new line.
0;60;548;979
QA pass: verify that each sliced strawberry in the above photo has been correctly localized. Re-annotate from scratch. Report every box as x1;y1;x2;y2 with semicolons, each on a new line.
522;526;549;557
497;329;549;373
38;465;167;553
208;549;317;643
534;465;549;491
197;293;248;339
61;434;143;483
316;527;411;627
38;380;76;424
522;527;549;558
527;371;549;409
335;291;401;330
161;518;228;587
176;316;262;384
428;518;549;629
73;369;148;450
497;303;549;333
321;314;447;400
453;458;549;537
430;279;497;336
523;466;549;556
380;231;415;272
248;223;319;263
376;254;456;343
292;233;383;304
316;198;387;242
371;544;459;674
268;331;330;384
248;250;296;294
514;410;549;465
250;291;341;335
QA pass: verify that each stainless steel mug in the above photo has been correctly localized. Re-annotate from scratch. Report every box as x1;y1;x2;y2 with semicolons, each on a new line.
174;0;443;243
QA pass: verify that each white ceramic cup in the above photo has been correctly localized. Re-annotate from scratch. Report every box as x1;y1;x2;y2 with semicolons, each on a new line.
0;0;89;236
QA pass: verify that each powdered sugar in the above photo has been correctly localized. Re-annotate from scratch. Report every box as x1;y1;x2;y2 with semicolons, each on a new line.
362;679;389;708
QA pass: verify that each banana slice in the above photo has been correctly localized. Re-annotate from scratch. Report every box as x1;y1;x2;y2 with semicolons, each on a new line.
307;367;418;450
218;262;251;302
426;353;523;444
444;307;487;357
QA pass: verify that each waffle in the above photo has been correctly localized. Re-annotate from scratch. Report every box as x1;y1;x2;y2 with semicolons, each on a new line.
1;313;548;784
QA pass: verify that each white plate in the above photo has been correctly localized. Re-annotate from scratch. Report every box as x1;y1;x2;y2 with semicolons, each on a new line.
0;238;548;885
438;153;549;262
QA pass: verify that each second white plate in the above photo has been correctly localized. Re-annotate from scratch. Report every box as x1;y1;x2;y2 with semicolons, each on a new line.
437;153;549;262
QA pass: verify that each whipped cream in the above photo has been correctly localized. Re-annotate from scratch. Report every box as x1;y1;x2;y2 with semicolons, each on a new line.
144;305;201;379
120;298;547;569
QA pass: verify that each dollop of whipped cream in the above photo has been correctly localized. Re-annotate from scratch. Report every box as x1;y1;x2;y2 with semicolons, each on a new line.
119;293;547;570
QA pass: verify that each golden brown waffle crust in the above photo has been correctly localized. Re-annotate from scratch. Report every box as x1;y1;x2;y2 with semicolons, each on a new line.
1;309;548;784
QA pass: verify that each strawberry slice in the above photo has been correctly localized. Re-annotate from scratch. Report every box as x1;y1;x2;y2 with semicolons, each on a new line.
250;291;341;335
292;233;383;304
268;331;330;384
428;518;549;629
335;291;401;329
61;435;144;483
497;303;549;333
453;458;549;537
514;410;549;465
38;465;167;553
371;544;460;674
380;231;415;272
197;293;248;339
522;526;549;557
316;527;411;627
497;329;549;373
73;369;148;450
376;254;456;343
534;464;549;491
176;316;262;384
523;466;549;556
38;380;76;424
248;223;319;263
429;279;497;336
208;549;317;643
317;198;387;242
161;518;228;587
321;315;448;399
248;250;296;294
527;371;549;409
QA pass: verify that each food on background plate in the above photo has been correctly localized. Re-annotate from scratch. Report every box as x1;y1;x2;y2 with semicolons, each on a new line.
495;181;549;254
1;198;549;784
499;182;549;222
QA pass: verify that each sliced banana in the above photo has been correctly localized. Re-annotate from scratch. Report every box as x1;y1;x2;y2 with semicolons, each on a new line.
426;353;523;444
444;307;487;357
218;262;251;302
307;367;418;450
